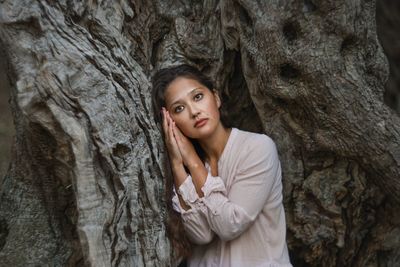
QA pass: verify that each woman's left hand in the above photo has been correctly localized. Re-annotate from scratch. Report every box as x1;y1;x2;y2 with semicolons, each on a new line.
165;111;202;168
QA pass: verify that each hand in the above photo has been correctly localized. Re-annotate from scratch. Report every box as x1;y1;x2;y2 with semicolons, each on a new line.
161;107;183;166
169;117;202;168
169;116;207;197
164;109;207;197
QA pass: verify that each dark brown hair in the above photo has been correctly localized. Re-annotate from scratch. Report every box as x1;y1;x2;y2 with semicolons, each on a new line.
152;64;216;124
151;64;229;260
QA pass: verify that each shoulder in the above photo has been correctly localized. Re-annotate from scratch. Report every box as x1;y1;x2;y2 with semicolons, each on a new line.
235;128;276;151
230;128;280;176
233;128;278;161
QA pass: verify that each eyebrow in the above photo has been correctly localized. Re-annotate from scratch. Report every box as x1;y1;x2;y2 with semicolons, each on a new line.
169;87;203;107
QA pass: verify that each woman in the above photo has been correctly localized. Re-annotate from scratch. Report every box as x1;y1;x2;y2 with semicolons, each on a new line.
151;64;292;267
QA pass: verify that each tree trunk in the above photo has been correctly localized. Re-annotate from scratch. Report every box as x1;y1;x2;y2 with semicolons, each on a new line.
376;0;400;113
0;1;399;266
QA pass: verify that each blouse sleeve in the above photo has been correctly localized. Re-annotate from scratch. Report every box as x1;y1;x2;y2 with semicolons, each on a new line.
172;176;215;245
180;135;281;241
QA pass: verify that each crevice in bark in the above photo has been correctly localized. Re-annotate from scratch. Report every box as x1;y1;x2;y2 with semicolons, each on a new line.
376;0;400;114
151;33;167;68
282;21;300;44
0;46;14;188
340;35;359;54
93;152;120;266
236;2;254;30
220;51;263;132
303;0;317;13
7;16;44;37
113;83;131;115
0;218;8;251
280;63;301;80
27;117;83;264
112;143;131;158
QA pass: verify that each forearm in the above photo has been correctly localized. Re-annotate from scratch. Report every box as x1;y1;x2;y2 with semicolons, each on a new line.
171;175;215;245
171;158;207;208
185;158;208;198
171;161;191;210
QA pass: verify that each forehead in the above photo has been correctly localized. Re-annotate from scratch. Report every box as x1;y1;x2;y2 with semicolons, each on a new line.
164;77;206;105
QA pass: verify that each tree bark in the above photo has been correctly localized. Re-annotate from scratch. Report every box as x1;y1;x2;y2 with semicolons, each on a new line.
0;1;399;267
376;0;400;113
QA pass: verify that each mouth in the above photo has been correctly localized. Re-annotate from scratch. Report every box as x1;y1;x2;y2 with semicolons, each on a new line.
194;118;208;128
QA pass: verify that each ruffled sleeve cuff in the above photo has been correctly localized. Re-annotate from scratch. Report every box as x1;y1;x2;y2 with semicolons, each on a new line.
172;188;180;213
173;172;229;216
172;188;196;215
178;174;200;205
198;173;229;216
172;188;183;213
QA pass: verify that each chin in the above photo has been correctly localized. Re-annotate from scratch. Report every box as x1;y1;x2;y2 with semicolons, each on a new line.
187;126;216;140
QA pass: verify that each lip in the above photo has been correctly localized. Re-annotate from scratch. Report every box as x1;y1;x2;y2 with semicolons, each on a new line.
194;118;208;128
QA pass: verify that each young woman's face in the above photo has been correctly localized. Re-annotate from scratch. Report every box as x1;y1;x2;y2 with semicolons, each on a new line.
164;77;221;139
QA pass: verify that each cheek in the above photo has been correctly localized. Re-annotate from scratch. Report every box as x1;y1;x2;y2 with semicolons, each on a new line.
171;116;188;129
208;100;220;117
175;119;194;136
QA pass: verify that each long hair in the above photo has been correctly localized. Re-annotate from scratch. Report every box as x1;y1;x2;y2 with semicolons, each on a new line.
151;64;229;260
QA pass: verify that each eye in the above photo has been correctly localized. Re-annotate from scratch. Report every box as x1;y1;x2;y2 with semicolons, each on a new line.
194;93;203;101
174;105;184;113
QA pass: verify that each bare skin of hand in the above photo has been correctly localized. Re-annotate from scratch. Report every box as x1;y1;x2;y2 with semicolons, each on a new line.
162;108;201;168
161;107;191;209
163;108;207;197
170;120;201;168
161;107;183;166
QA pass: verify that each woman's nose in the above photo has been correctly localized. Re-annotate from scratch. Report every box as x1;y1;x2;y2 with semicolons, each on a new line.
188;104;201;118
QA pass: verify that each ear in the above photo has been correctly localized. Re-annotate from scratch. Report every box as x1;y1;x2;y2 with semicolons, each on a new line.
212;89;221;108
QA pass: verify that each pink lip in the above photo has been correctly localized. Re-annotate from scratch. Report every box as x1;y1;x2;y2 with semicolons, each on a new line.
194;119;208;128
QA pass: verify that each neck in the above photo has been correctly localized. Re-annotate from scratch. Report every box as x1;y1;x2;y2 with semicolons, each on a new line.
197;123;232;163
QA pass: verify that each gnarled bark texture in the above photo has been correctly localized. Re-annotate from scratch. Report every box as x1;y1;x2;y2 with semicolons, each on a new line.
0;1;399;266
376;0;400;113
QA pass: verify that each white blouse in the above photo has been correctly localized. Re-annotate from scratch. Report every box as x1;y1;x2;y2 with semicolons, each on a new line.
172;128;292;267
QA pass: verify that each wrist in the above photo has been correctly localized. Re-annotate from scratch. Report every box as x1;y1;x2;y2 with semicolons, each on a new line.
171;162;188;188
171;159;183;169
185;157;203;169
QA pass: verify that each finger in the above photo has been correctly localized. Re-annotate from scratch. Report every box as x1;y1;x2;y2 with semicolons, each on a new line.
172;121;181;140
170;122;182;155
172;122;185;143
164;110;169;125
173;123;186;153
168;114;175;142
166;110;172;124
171;121;179;141
166;111;180;144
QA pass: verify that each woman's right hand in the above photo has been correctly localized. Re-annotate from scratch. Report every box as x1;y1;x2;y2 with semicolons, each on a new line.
161;107;183;165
